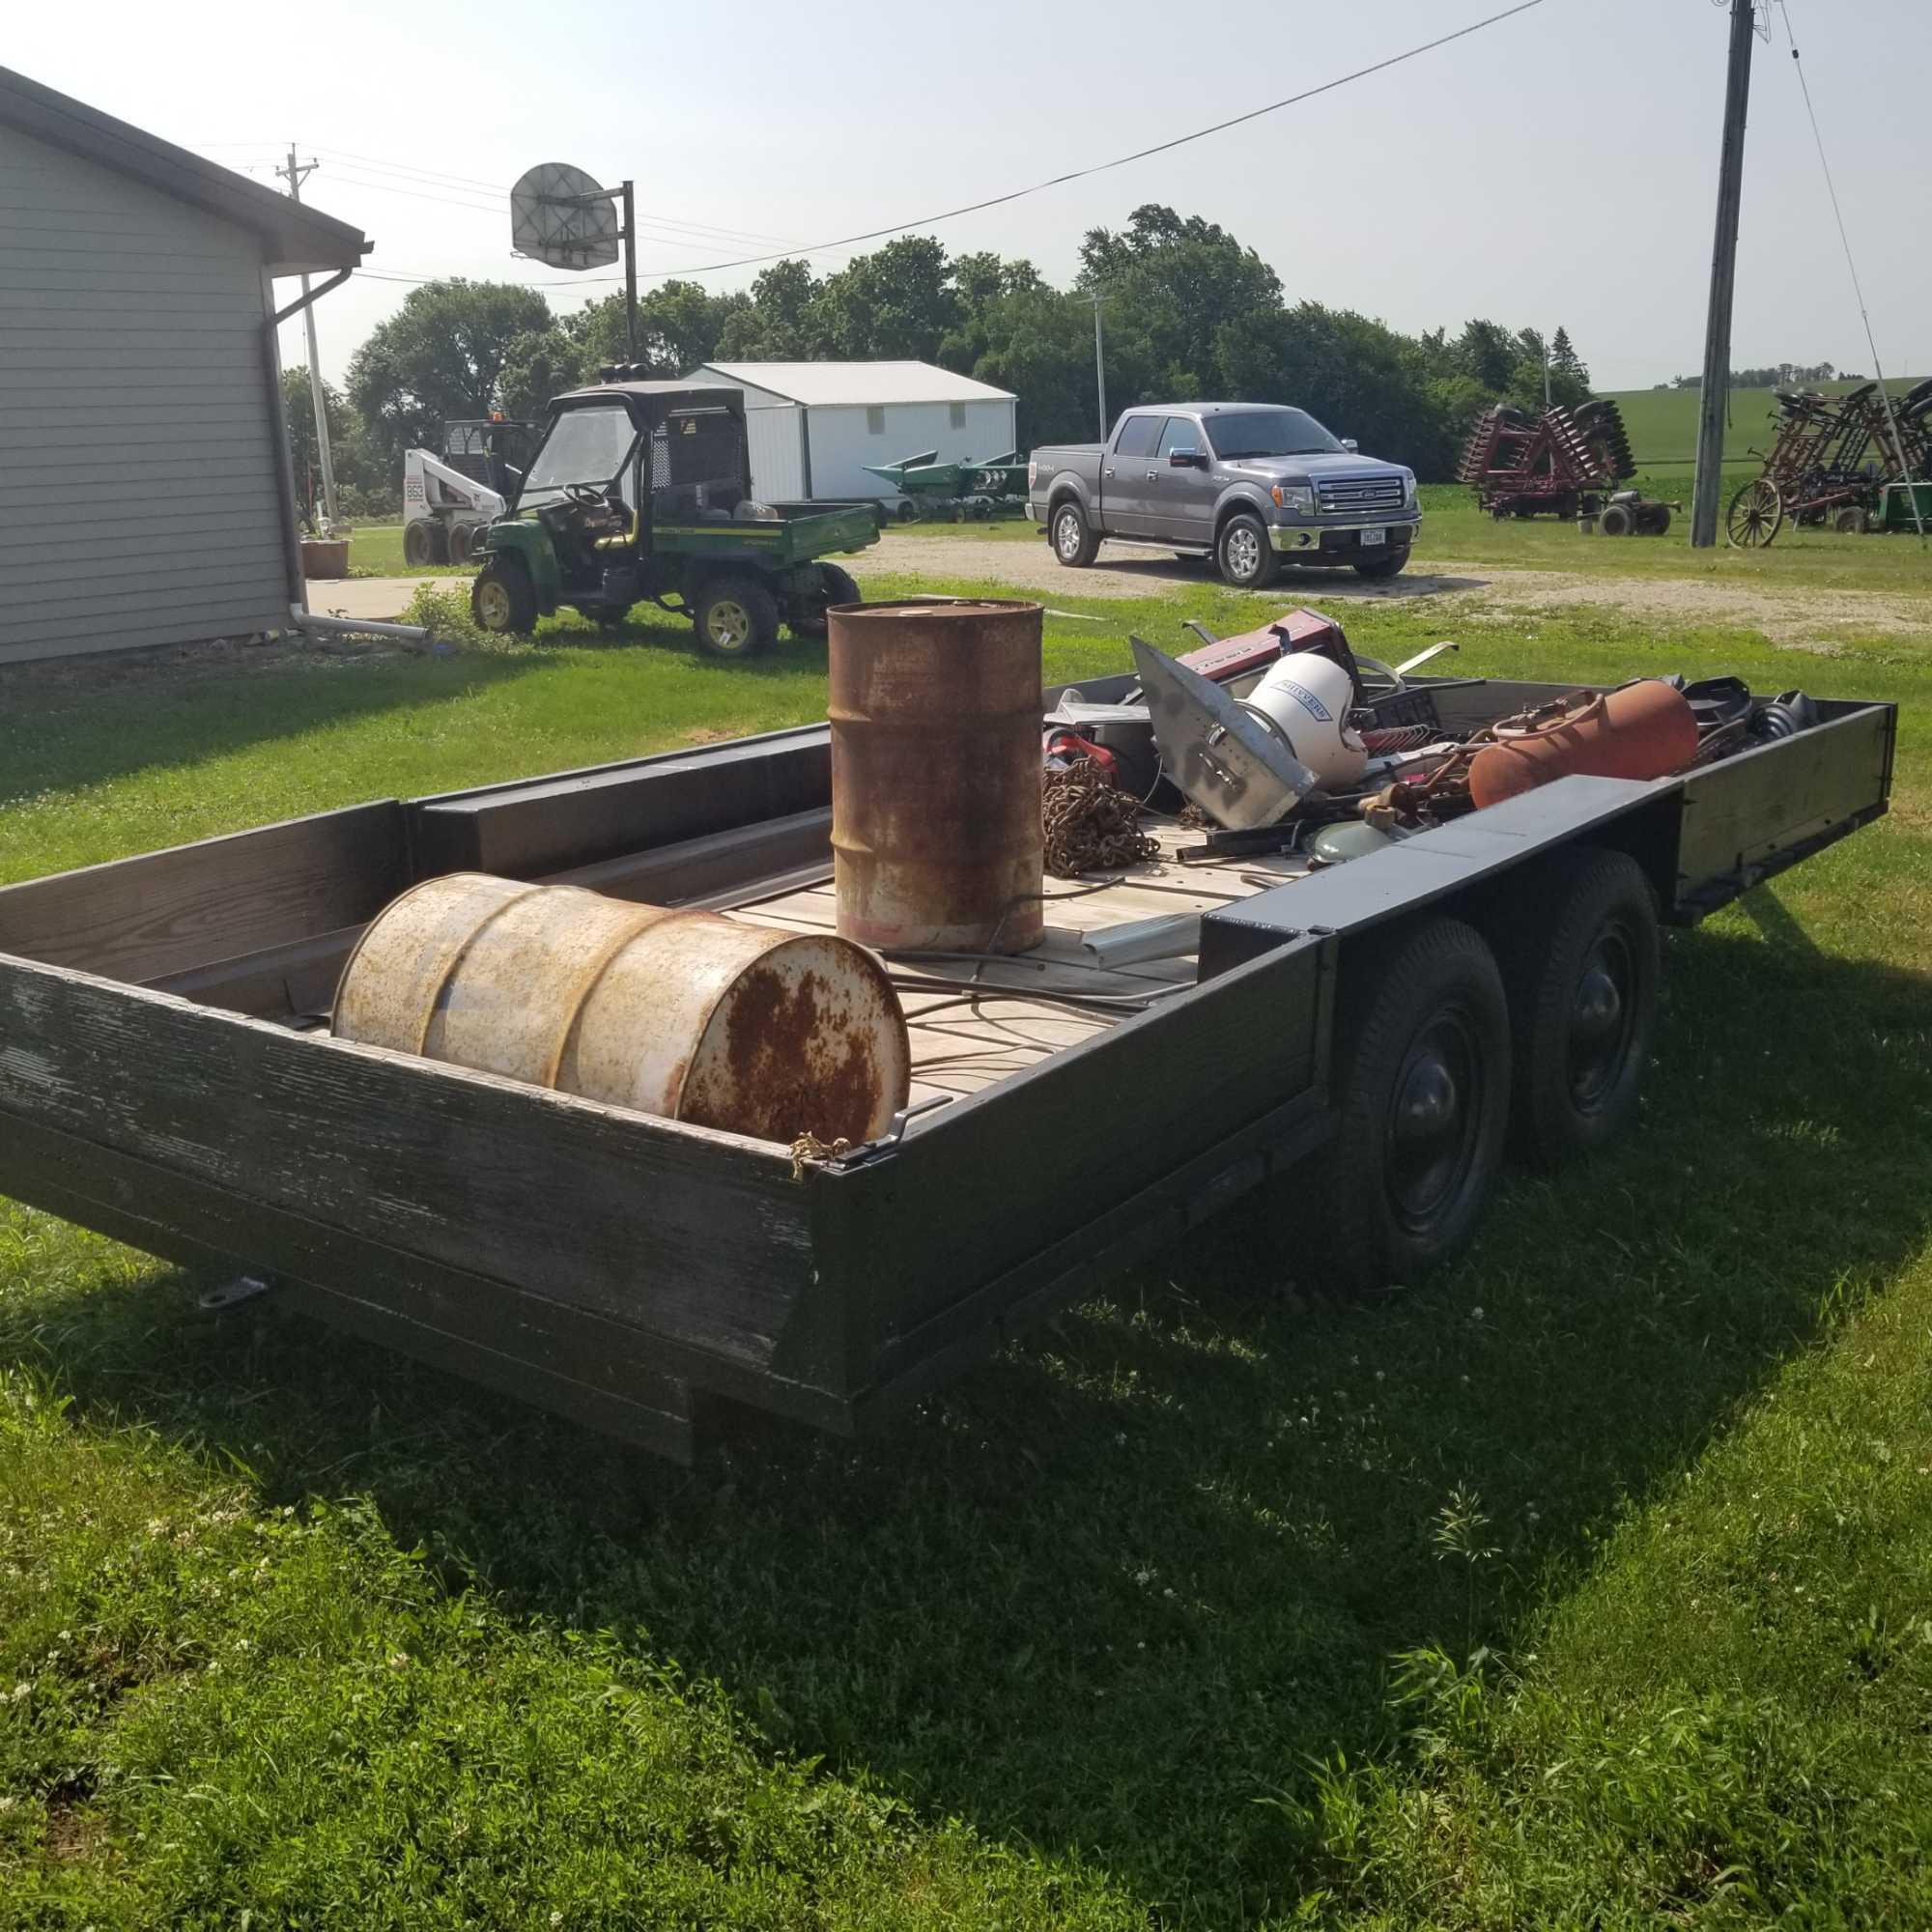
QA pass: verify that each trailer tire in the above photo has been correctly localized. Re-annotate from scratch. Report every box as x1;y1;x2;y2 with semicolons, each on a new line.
1307;917;1510;1294
692;575;780;659
1217;510;1279;589
1833;505;1866;534
1498;847;1659;1165
1051;500;1099;567
1598;501;1634;536
471;558;538;636
403;519;442;567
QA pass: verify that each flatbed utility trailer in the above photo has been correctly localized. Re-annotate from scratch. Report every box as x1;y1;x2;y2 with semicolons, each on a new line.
0;676;1895;1463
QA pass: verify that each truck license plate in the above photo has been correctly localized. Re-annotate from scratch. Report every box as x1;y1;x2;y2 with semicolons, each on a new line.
1360;526;1386;546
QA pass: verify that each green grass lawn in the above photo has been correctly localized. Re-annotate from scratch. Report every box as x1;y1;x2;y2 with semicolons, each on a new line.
338;522;467;579
3;547;1931;1924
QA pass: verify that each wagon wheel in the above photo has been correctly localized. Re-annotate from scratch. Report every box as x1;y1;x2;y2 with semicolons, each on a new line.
1726;478;1783;548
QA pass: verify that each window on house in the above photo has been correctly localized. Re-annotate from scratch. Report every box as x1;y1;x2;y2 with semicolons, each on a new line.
866;406;886;435
949;402;966;429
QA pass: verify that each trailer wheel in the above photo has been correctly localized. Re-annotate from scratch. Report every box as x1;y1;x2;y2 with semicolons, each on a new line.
1833;504;1866;534
1309;917;1511;1293
692;575;780;659
1499;848;1660;1165
1598;501;1634;537
403;519;442;567
788;562;861;639
1051;501;1099;567
471;558;537;636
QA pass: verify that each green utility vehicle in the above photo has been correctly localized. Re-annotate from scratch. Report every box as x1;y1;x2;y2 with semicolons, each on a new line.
469;377;878;657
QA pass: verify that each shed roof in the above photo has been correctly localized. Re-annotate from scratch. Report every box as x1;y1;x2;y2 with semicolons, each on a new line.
0;65;371;274
695;361;1016;408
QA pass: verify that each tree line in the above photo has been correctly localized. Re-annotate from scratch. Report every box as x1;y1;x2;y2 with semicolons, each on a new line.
1662;361;1861;390
286;204;1593;521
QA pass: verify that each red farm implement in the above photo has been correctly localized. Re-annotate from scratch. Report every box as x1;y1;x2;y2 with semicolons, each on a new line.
1456;398;1667;533
1726;377;1932;546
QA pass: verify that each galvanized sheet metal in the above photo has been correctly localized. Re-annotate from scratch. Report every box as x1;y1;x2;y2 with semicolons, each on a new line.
334;874;910;1146
828;599;1045;953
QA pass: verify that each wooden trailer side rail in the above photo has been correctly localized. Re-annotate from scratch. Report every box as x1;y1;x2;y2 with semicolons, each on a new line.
0;952;856;1439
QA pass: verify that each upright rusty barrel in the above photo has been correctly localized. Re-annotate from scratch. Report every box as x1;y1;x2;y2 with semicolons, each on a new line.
828;599;1044;953
333;874;910;1147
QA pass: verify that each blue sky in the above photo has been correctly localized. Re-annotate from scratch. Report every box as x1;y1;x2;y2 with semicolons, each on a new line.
12;0;1928;390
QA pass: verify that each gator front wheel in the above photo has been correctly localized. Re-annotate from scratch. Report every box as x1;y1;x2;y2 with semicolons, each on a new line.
470;560;537;636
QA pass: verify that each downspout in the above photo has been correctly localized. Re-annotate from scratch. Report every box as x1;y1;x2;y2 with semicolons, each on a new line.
259;263;310;619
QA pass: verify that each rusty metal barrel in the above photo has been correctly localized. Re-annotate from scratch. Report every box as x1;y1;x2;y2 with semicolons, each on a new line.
827;599;1045;953
333;874;910;1147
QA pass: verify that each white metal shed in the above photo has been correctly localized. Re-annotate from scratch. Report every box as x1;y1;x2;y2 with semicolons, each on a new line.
0;67;369;664
688;361;1018;502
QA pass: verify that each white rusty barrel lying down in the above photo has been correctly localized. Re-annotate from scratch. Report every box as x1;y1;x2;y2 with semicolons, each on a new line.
333;873;911;1147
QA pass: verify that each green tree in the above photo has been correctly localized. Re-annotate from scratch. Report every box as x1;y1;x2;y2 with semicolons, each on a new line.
1079;205;1280;400
574;279;752;379
963;285;1106;447
1550;325;1587;386
1451;319;1522;392
280;368;393;525
1217;303;1469;479
347;279;553;464
806;236;960;361
496;324;590;423
712;259;822;359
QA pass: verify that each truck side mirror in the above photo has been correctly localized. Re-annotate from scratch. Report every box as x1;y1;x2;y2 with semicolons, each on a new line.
1339;438;1359;453
1168;448;1204;469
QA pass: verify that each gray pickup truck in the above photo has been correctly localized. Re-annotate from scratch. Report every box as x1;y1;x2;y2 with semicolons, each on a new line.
1027;401;1420;587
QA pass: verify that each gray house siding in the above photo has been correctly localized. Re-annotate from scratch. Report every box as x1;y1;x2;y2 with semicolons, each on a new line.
0;121;293;663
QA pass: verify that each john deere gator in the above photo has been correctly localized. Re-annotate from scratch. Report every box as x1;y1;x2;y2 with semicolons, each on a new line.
469;375;878;658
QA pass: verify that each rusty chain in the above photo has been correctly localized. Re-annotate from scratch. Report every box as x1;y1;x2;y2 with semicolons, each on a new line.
1041;758;1160;878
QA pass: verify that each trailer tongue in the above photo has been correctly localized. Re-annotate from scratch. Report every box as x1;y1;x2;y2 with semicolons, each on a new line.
0;615;1895;1463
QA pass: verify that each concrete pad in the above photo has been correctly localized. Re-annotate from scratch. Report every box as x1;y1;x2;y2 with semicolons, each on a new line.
302;576;448;623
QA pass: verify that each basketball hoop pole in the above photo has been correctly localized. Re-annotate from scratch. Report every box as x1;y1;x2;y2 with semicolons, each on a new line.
620;181;638;362
549;182;637;361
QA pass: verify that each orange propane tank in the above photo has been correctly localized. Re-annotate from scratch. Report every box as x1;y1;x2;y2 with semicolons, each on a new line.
1467;680;1699;809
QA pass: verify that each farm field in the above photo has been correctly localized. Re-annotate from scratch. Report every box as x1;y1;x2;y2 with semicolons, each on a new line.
3;543;1931;1925
1601;375;1930;471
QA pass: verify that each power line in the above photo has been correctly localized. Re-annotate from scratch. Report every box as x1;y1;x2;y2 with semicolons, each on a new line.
305;147;797;245
280;3;1552;298
1773;0;1926;542
553;0;1551;280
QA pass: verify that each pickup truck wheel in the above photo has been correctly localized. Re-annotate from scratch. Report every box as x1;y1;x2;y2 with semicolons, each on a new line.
788;562;861;639
692;575;780;659
470;558;537;636
1051;501;1100;567
1307;917;1510;1294
1498;848;1660;1165
1353;547;1410;581
1217;511;1279;589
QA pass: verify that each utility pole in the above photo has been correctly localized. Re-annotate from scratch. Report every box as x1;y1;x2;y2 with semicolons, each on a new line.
1690;0;1757;547
1092;292;1108;440
276;146;339;531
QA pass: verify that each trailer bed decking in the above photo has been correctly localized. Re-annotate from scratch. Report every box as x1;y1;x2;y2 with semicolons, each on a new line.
725;824;1310;1108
